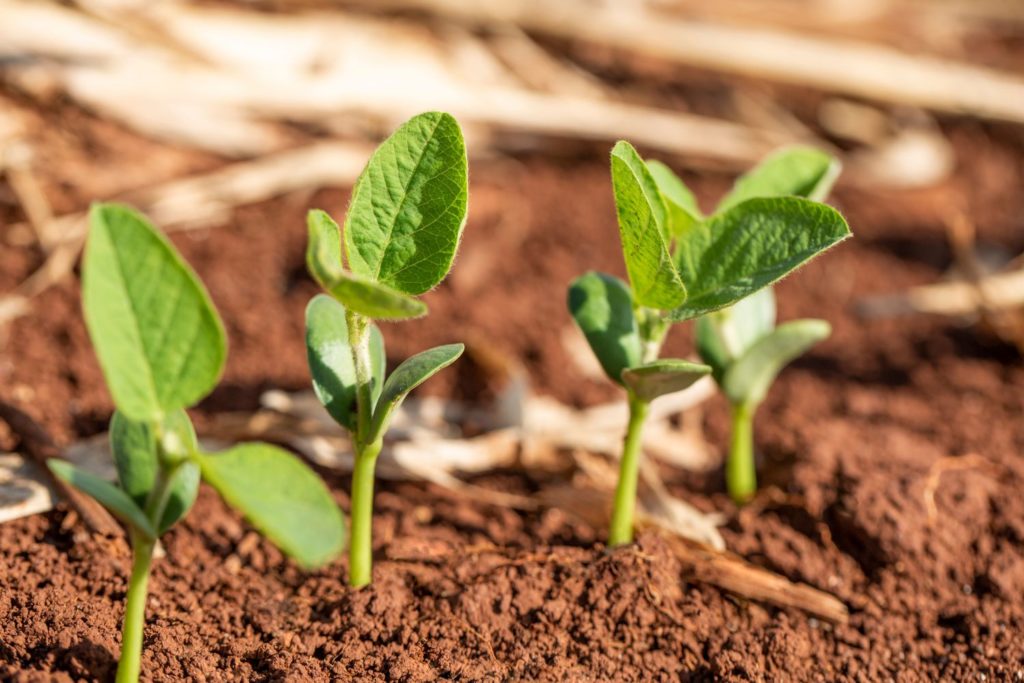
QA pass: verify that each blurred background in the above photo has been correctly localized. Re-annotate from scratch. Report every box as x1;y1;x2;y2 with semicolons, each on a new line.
1;0;1023;435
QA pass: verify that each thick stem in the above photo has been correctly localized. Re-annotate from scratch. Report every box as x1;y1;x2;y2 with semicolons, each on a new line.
348;439;381;588
345;310;375;444
608;394;650;546
726;402;757;504
116;532;154;683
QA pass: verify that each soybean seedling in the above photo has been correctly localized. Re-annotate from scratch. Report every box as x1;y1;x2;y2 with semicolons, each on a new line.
304;112;468;588
692;148;841;504
568;142;850;545
48;204;345;683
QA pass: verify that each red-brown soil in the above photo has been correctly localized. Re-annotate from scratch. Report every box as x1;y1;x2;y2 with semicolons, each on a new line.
2;118;1024;681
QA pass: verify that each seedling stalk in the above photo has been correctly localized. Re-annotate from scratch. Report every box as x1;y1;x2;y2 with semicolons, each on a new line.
726;402;756;504
608;394;650;545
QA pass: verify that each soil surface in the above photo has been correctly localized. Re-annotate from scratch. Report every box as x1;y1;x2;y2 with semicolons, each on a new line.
3;111;1024;681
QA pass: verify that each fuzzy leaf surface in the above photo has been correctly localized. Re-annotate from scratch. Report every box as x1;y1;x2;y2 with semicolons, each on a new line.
198;443;345;569
344;112;468;295
567;272;642;385
621;359;711;402
48;459;157;538
370;343;464;440
717;147;839;212
610;142;686;310
722;319;830;405
83;203;226;421
670;197;850;321
647;160;702;237
305;295;385;431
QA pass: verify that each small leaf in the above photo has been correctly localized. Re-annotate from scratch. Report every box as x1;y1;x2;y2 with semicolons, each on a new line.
308;210;427;319
369;343;464;440
567;272;642;386
717;146;840;212
157;461;200;534
722;319;831;405
621;359;711;402
646;160;703;237
82;203;226;422
110;410;158;508
670;197;850;321
47;459;157;538
610;141;686;310
198;443;345;569
306;295;385;431
344;112;469;295
696;288;777;382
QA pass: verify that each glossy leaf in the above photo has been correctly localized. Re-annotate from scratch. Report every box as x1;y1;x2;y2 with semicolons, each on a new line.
82;203;226;421
610;141;686;310
370;343;464;440
344;112;469;295
305;295;385;431
717;146;840;212
695;288;776;382
670;197;850;321
197;443;346;569
621;359;711;402
647;159;702;237
308;209;426;319
47;459;157;538
157;461;200;534
722;319;831;405
567;272;642;386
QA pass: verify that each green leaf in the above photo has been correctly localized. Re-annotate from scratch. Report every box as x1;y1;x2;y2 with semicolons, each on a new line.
621;359;711;402
696;288;776;382
344;112;469;295
610;141;686;310
308;209;426;319
670;197;850;321
722;319;831;405
47;459;157;538
197;443;345;569
369;343;464;441
646;160;703;237
305;295;385;431
110;411;158;508
567;272;642;386
717;147;839;212
157;461;200;534
82;203;226;422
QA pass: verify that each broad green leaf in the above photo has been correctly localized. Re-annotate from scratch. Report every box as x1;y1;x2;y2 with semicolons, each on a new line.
308;209;426;319
157;461;200;534
369;343;464;440
610;141;686;310
646;160;703;237
83;203;226;422
696;288;776;382
344;112;469;295
198;443;345;569
669;197;850;321
621;359;711;402
722;319;830;405
717;147;839;212
306;295;385;431
567;272;642;386
47;459;157;538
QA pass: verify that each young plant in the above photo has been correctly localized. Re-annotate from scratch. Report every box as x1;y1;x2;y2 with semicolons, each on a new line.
48;204;345;683
692;148;842;504
304;111;468;588
568;143;849;545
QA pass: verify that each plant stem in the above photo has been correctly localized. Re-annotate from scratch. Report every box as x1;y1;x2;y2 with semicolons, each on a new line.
726;401;757;504
117;531;154;683
345;309;381;588
608;393;650;546
348;437;382;588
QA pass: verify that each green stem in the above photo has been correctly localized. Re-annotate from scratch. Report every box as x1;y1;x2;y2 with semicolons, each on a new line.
116;531;154;683
608;394;650;546
345;310;375;444
726;402;757;504
348;438;382;588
